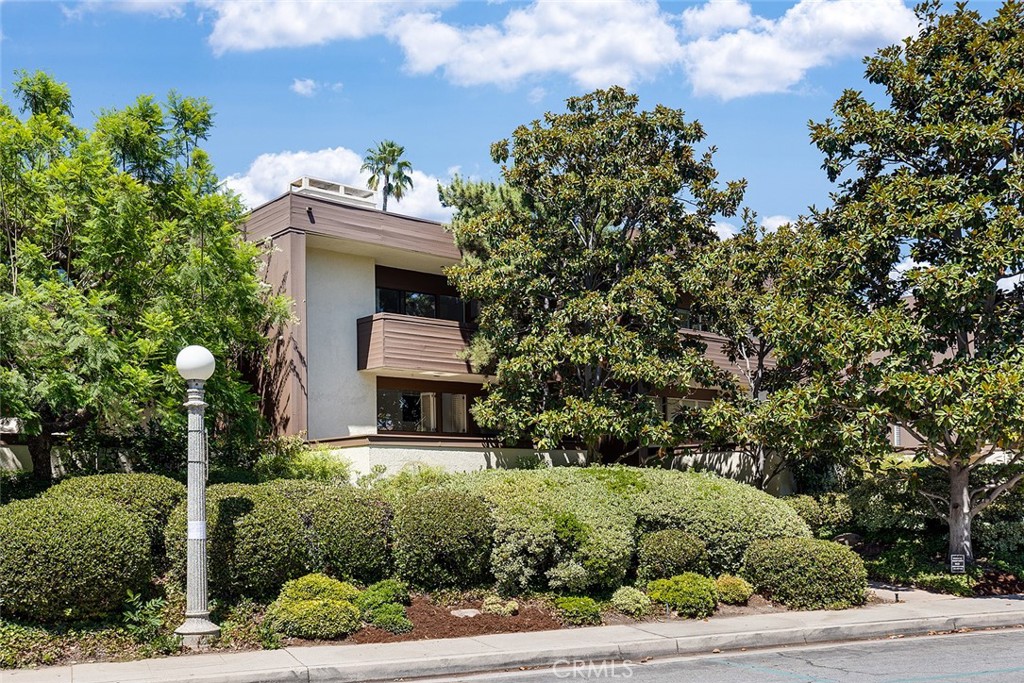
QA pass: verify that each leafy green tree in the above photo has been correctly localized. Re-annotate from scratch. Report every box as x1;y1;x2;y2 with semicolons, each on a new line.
361;140;414;212
442;87;744;461
0;71;290;482
782;1;1024;563
694;217;857;492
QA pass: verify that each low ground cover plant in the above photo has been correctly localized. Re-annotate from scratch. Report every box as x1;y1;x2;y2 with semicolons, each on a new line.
610;586;651;618
553;597;602;625
646;573;718;619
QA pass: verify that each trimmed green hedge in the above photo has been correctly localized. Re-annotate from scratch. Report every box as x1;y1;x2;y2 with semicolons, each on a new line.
620;468;811;574
715;574;754;605
554;597;602;625
44;473;185;569
636;529;710;581
165;484;308;600
302;487;393;584
743;538;867;610
278;573;360;603
611;586;651;618
265;598;361;639
453;469;635;595
0;496;152;622
393;489;493;589
647;573;718;618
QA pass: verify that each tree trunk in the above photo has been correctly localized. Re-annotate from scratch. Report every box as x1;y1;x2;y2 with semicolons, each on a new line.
948;463;973;565
25;433;54;484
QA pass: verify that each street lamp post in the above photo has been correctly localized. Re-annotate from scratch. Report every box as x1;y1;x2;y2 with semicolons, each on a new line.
174;345;220;649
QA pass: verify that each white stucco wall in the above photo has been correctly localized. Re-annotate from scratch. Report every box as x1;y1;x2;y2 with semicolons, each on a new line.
0;445;31;472
671;450;795;497
305;248;378;440
332;446;586;477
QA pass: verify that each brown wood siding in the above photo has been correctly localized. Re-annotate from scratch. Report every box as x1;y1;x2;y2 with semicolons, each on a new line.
357;313;474;374
685;331;777;389
291;195;460;260
243;195;292;242
375;265;459;296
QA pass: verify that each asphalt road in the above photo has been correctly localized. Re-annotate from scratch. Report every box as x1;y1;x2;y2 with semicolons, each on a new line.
443;629;1024;683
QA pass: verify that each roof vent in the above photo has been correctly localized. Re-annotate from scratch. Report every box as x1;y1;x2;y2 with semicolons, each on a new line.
290;177;377;208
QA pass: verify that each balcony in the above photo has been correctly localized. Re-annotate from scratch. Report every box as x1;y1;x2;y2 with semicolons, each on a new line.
357;313;477;377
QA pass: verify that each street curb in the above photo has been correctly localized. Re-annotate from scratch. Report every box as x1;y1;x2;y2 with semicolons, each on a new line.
8;610;1024;683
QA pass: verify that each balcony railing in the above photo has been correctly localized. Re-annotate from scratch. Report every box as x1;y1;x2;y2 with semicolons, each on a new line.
357;313;476;375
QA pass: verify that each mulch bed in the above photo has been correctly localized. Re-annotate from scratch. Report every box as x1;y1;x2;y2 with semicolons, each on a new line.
973;568;1024;596
345;595;563;644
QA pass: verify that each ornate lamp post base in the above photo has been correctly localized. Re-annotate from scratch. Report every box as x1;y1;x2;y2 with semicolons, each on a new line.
175;615;221;649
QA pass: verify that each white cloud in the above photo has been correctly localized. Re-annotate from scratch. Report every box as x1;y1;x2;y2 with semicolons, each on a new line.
528;87;546;104
62;0;186;19
681;0;755;37
201;0;416;55
390;1;683;88
714;221;739;240
224;146;453;222
290;78;317;97
761;214;791;232
682;0;919;99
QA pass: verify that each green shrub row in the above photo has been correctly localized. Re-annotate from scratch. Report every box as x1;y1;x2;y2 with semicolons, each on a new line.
742;538;867;610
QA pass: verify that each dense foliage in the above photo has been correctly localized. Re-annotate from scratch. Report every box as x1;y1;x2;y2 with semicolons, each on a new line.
43;473;184;568
553;597;602;626
646;573;718;619
165;484;307;600
393;489;493;589
0;496;151;622
442;87;744;459
301;487;392;584
743;538;867;610
0;71;290;480
715;574;754;605
636;529;710;582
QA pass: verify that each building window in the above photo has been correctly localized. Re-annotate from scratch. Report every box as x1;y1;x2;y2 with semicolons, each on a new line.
665;397;713;420
377;389;469;434
442;393;468;433
375;287;467;322
892;425;902;448
377;390;437;432
678;309;705;332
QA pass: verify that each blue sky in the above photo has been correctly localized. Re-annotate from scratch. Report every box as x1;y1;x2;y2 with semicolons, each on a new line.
1;0;929;231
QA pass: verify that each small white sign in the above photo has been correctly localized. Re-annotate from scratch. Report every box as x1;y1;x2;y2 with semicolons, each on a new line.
950;554;966;574
188;521;206;540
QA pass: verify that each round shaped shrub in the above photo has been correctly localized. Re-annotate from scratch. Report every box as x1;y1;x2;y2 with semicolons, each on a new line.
646;573;718;618
44;473;185;569
279;573;360;603
715;574;754;605
265;598;361;639
371;603;414;634
165;484;308;600
611;586;651;618
636;529;710;582
742;538;867;610
355;579;410;619
554;597;602;626
393;489;493;589
782;495;823;534
0;496;152;622
303;487;392;584
628;469;811;573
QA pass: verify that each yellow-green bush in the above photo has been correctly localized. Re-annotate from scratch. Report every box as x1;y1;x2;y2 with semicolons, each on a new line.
743;538;867;610
610;586;651;618
715;574;754;605
554;597;602;625
0;496;152;622
646;573;718;618
165;484;307;600
393;489;493;589
278;574;360;603
265;598;360;640
636;529;710;581
44;473;184;569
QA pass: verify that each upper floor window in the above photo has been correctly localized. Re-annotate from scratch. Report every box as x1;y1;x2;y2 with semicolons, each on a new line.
678;308;706;332
376;287;466;323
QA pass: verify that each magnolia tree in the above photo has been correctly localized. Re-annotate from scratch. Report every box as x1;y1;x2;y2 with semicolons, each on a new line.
441;87;744;461
777;1;1024;563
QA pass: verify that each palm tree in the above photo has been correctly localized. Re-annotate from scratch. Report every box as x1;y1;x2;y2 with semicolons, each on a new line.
360;140;414;212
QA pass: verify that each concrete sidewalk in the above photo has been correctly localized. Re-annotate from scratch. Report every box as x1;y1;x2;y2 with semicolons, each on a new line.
4;588;1023;683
